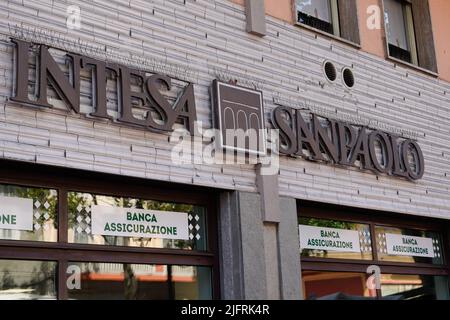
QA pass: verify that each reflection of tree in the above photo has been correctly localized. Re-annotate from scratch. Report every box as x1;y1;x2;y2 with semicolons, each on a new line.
123;264;138;300
68;192;90;228
0;262;55;298
30;262;55;296
1;269;15;290
299;217;355;230
15;187;57;228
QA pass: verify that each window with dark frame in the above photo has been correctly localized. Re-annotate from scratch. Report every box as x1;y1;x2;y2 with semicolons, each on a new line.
383;0;438;73
295;0;361;45
298;201;450;300
296;0;339;35
0;162;219;300
384;0;417;64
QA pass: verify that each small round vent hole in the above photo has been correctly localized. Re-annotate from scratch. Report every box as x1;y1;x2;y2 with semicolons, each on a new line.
324;61;337;82
342;67;355;88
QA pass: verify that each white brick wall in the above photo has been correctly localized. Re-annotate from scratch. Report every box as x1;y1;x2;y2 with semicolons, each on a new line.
0;0;449;219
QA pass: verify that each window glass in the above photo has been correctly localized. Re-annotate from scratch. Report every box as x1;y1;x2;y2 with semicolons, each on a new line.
68;192;207;251
67;262;170;300
0;259;57;300
67;262;212;300
381;274;449;300
173;265;212;300
375;226;444;265
299;217;373;260
0;184;58;242
302;271;375;299
384;0;409;50
297;0;332;23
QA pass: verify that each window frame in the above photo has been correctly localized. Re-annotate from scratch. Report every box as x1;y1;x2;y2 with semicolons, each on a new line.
383;0;418;64
0;160;220;300
298;200;450;298
296;0;339;36
381;0;438;76
293;0;361;48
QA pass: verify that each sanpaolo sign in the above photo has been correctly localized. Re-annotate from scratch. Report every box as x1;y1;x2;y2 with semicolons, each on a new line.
11;39;197;134
272;106;425;180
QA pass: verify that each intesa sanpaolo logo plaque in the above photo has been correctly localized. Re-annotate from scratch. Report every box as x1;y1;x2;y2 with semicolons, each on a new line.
211;80;267;156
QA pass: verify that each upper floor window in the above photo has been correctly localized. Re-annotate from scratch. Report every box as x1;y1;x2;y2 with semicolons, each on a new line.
383;0;438;73
384;0;417;64
296;0;360;45
296;0;337;35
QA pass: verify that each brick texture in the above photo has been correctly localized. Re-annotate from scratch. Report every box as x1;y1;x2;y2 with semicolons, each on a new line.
0;0;449;219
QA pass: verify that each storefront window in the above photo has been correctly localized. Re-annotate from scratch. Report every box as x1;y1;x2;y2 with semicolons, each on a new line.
380;274;449;300
298;202;449;300
173;265;212;300
67;262;212;300
0;164;217;300
0;184;58;242
374;226;444;265
299;217;373;260
302;271;375;299
67;192;207;251
0;259;57;300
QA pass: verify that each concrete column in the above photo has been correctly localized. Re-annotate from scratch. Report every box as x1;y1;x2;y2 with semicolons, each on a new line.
218;191;302;300
238;191;268;299
218;191;267;299
278;197;303;299
245;0;267;36
218;191;245;300
263;222;280;299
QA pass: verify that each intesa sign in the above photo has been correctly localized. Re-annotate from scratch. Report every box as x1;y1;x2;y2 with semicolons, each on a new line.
11;39;197;134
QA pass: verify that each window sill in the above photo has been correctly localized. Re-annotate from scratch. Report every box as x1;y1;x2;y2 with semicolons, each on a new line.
294;22;361;49
387;55;438;78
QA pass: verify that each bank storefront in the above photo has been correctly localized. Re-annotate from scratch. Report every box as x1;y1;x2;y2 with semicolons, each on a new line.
298;202;449;299
0;161;219;299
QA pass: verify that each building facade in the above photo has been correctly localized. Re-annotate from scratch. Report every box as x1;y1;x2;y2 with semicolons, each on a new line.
0;0;449;299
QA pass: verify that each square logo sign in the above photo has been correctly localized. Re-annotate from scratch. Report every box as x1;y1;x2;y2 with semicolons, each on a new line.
212;80;267;156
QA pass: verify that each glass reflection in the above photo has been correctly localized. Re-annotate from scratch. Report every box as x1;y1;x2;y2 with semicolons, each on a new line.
302;271;375;299
173;265;212;300
68;262;170;300
384;0;409;50
297;0;332;23
68;263;213;300
68;192;207;251
381;274;449;300
0;259;57;300
0;184;58;242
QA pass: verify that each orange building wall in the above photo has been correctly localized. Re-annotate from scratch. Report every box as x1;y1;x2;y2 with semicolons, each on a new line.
357;0;386;58
429;0;450;82
231;0;294;23
231;0;450;83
